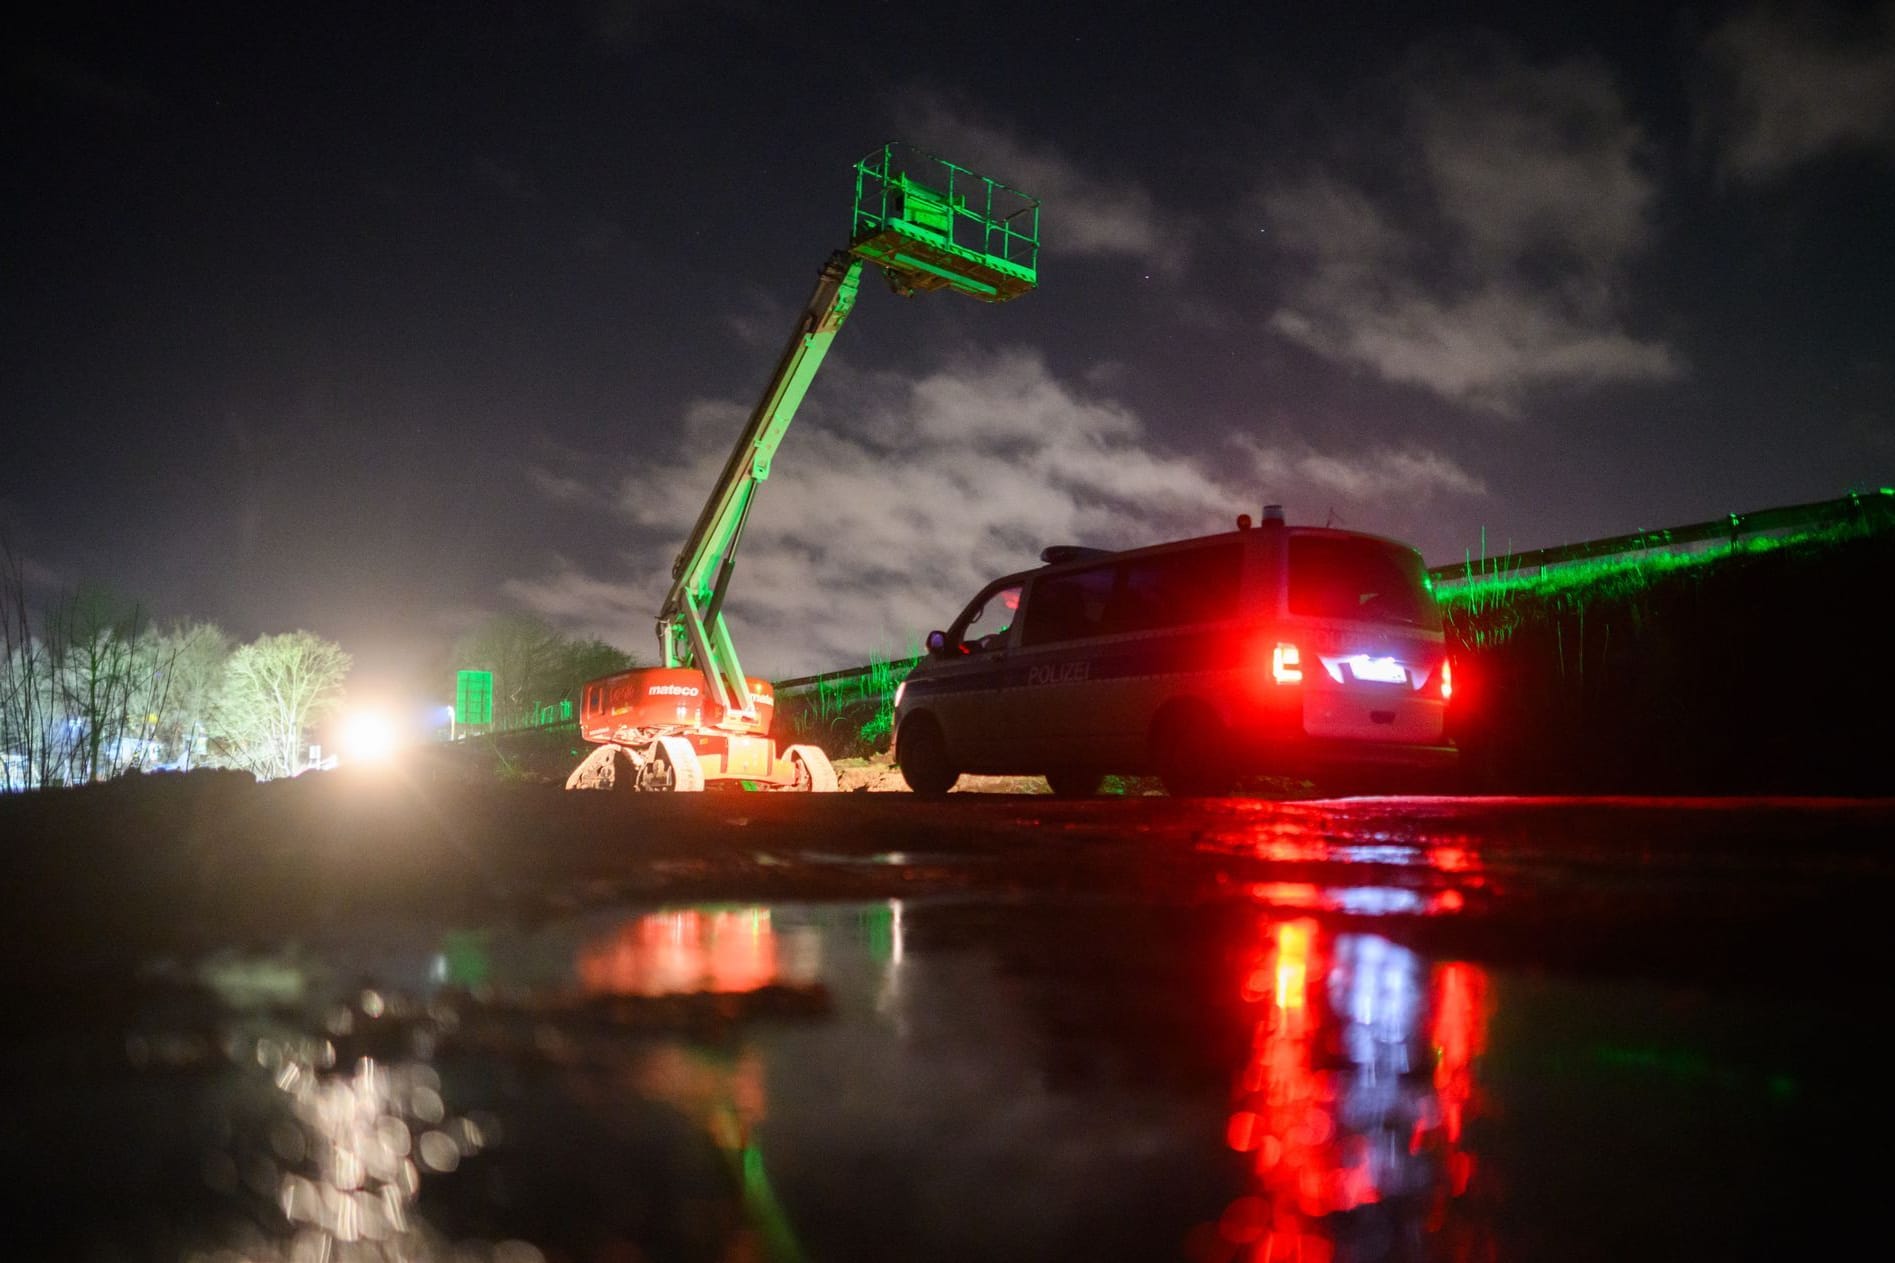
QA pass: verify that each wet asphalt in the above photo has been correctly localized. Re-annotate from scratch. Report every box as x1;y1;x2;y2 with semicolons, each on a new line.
0;783;1887;1260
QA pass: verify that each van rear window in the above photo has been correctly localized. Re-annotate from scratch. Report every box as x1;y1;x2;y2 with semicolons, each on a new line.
1288;536;1433;626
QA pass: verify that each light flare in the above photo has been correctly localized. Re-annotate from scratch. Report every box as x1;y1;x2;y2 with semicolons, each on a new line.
339;709;398;764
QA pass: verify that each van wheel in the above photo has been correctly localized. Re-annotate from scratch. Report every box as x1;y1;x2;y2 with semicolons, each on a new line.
1154;707;1232;798
897;717;959;797
1045;769;1104;798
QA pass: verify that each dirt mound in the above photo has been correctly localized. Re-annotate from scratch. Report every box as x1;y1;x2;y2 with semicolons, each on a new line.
831;754;1047;794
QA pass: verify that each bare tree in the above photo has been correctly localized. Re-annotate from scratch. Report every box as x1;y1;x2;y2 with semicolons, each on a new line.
47;588;170;782
533;636;637;724
454;614;568;728
153;622;231;770
0;543;181;787
557;637;637;692
215;632;352;779
0;537;51;791
453;616;639;728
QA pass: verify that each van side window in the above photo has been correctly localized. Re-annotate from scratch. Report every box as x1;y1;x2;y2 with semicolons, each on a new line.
1021;564;1115;646
1110;543;1243;633
958;584;1022;653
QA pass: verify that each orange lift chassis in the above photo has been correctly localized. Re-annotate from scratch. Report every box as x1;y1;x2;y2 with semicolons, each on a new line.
566;144;1040;792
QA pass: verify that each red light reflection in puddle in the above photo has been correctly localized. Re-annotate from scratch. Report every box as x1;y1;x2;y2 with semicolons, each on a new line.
576;908;792;996
567;907;816;1249
1200;807;1490;896
1246;882;1466;916
1194;911;1494;1261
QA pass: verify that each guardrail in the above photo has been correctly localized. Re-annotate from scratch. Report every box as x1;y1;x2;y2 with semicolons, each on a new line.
774;658;918;707
1432;488;1893;590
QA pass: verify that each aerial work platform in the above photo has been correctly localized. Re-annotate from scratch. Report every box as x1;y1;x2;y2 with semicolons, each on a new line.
566;142;1038;793
850;142;1040;302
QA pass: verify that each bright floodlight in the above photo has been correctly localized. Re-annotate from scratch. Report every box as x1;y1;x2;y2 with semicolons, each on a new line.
340;709;397;764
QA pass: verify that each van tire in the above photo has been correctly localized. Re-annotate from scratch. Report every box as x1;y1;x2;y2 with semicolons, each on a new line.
1045;769;1104;798
1153;705;1232;797
897;716;959;797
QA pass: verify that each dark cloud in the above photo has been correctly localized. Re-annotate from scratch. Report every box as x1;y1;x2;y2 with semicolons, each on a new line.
894;95;1188;274
1260;38;1680;413
1702;1;1895;181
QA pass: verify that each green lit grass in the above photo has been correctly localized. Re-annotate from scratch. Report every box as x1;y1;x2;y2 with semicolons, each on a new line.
777;649;921;757
1437;513;1892;650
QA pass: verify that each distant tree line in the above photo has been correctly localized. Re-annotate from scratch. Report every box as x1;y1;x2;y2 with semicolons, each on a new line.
1;536;637;788
1;543;350;790
451;613;635;729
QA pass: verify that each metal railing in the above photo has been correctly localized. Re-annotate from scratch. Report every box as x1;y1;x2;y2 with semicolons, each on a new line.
849;142;1039;299
1432;489;1894;590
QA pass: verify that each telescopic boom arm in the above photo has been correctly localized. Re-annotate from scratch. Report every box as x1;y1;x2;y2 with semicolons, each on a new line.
657;250;865;724
653;145;1038;733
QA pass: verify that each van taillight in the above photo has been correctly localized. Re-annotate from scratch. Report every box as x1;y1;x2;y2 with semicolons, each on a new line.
1271;643;1303;685
1439;658;1453;700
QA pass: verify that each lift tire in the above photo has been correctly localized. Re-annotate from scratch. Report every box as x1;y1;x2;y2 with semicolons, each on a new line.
1044;769;1105;798
566;745;636;792
640;736;705;793
896;717;959;797
784;744;839;792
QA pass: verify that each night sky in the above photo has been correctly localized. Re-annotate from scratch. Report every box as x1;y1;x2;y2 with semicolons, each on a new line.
5;1;1892;690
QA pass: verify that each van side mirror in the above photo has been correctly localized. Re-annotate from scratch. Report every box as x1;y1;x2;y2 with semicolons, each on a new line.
925;629;951;656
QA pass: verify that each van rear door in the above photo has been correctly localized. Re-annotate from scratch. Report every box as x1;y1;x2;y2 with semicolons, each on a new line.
1284;533;1448;745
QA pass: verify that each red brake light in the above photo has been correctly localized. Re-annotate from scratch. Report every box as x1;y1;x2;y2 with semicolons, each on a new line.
1271;642;1303;685
1439;658;1453;700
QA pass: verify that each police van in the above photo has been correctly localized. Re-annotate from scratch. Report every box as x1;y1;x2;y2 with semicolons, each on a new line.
891;508;1457;796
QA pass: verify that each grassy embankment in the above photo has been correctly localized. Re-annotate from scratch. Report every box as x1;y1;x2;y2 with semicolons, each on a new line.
1440;515;1893;794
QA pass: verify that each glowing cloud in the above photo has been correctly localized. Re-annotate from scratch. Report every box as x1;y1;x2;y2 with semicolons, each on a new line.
507;350;1483;675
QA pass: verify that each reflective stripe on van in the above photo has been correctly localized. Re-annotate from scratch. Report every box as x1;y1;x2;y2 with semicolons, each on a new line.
900;627;1243;699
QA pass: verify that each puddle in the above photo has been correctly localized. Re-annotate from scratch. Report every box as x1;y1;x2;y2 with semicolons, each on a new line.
784;850;983;867
1;890;1861;1261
